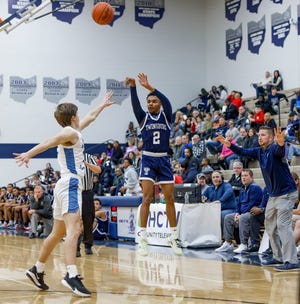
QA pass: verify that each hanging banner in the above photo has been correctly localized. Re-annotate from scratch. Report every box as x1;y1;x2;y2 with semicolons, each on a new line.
52;0;84;24
271;0;283;4
94;0;125;26
226;23;242;60
298;4;300;36
75;77;101;105
247;0;263;14
43;77;69;103
135;0;165;29
271;5;291;47
10;76;37;103
248;15;266;54
8;0;42;18
106;79;129;105
225;0;241;21
0;75;3;95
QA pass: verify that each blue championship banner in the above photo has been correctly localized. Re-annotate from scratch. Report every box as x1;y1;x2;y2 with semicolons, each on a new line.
248;15;265;54
135;0;165;29
52;0;84;24
106;79;129;105
43;77;69;103
0;75;3;95
94;0;125;26
75;77;101;105
271;5;291;47
8;0;42;18
10;76;37;103
225;0;241;22
226;23;242;60
247;0;262;14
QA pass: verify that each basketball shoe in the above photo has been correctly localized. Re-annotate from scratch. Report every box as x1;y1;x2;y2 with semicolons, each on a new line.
26;266;49;290
61;273;91;297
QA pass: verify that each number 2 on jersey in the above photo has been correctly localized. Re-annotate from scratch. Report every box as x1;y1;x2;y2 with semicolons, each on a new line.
153;131;160;144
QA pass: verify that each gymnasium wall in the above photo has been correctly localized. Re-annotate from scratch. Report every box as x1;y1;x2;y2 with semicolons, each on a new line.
0;0;299;185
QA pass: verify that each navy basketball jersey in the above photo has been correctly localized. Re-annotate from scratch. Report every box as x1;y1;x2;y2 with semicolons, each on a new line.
140;111;171;153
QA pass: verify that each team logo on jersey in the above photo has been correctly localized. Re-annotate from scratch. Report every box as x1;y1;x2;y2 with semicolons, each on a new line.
143;167;150;176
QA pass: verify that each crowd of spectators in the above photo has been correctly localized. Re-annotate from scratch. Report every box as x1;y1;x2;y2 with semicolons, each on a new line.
1;73;300;256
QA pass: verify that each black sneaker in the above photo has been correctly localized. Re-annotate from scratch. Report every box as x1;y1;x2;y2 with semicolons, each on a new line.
26;266;49;290
85;247;93;255
274;262;300;272
241;244;260;254
61;272;91;297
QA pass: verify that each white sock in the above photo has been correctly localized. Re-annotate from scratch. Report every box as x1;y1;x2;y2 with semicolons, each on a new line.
35;261;45;273
67;265;78;278
170;227;178;240
138;228;147;240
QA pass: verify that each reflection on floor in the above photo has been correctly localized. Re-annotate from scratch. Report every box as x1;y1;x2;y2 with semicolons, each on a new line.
0;227;299;304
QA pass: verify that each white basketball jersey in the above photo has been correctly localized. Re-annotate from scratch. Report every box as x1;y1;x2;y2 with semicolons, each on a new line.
57;127;85;178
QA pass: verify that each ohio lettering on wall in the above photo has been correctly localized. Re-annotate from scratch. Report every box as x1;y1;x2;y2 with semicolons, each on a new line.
43;77;69;103
52;0;84;24
247;0;263;14
135;0;165;29
248;15;266;54
10;76;37;103
106;79;129;105
75;77;101;105
226;23;243;60
271;5;291;47
225;0;241;21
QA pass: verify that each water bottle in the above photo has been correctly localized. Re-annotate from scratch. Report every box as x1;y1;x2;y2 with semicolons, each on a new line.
184;192;189;204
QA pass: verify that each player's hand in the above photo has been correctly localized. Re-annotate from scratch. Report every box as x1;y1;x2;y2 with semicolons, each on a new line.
274;127;285;146
125;77;136;87
13;152;30;168
216;135;231;147
102;91;116;107
138;73;154;92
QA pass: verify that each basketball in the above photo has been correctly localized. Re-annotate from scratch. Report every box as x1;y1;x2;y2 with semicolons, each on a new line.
92;2;114;25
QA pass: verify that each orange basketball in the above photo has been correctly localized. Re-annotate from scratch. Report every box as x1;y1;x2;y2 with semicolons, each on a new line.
92;2;114;25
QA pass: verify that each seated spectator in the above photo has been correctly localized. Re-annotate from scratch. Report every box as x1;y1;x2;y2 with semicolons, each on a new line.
236;127;248;146
287;144;300;165
199;113;213;139
182;117;193;135
173;163;183;184
251;71;272;98
231;91;243;111
255;94;274;114
250;105;264;132
290;90;300;113
120;157;142;196
28;185;53;239
196;173;209;197
198;88;210;112
106;142;114;158
99;151;113;194
111;140;124;167
205;116;228;155
228;160;243;198
13;187;27;228
172;136;183;162
92;174;102;196
191;134;206;164
267;86;289;114
216;85;228;106
223;98;238;121
180;134;192;163
125;121;137;143
209;85;220;101
205;97;220;114
215;169;263;253
202;171;236;231
93;198;108;240
110;167;124;196
200;158;214;185
244;187;269;253
184;102;196;118
174;111;185;128
285;112;300;143
170;123;184;140
239;128;259;168
180;148;199;183
125;137;137;157
217;132;238;170
263;112;277;129
227;119;241;142
268;69;283;91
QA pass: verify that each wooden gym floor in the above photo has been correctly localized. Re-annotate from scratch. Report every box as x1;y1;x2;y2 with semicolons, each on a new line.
0;230;299;304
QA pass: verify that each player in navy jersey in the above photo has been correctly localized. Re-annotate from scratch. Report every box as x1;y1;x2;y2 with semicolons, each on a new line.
14;92;116;296
125;73;182;256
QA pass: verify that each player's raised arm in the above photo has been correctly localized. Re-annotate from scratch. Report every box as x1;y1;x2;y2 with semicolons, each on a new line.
79;91;116;131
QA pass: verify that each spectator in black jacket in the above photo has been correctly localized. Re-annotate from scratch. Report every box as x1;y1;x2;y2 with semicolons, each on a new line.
181;148;199;183
263;112;277;129
28;185;53;239
111;140;124;167
268;87;289;114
